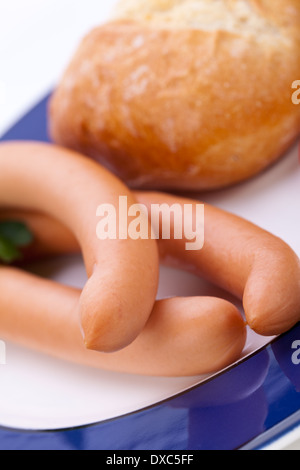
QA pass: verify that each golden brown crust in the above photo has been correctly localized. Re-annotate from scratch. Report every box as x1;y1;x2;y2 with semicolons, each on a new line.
49;1;300;191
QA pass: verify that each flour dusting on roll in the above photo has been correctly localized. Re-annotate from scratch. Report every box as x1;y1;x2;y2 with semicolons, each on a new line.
49;0;300;191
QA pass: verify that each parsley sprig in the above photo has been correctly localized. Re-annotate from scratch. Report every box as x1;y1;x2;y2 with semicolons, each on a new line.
0;221;34;263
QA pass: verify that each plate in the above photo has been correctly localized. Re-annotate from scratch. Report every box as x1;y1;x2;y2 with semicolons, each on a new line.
0;95;300;450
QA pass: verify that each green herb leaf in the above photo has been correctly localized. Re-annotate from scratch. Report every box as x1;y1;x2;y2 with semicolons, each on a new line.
0;221;34;247
0;235;23;264
0;221;34;264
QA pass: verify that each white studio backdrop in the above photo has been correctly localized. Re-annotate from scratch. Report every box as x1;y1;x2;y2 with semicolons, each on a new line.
0;0;118;134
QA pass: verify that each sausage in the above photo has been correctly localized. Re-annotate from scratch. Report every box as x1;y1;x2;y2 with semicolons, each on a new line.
2;157;298;376
137;192;300;337
5;191;300;337
0;207;247;377
0;141;160;353
0;266;246;376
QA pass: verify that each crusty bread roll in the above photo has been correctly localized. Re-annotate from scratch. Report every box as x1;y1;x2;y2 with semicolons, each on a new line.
49;0;300;191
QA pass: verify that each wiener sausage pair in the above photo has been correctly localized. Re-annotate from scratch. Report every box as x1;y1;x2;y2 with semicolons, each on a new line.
0;142;299;377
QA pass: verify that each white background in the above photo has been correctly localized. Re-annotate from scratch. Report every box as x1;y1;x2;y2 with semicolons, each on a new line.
0;0;300;449
0;0;118;134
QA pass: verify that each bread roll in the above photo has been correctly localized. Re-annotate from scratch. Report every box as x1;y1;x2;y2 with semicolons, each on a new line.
49;0;300;191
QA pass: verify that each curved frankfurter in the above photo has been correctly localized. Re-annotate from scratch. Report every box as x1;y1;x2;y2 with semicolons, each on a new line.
0;266;246;376
137;192;300;337
7;191;300;337
0;141;160;352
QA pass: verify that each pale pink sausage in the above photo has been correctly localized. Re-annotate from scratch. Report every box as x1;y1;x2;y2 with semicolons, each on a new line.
0;267;246;376
2;175;298;375
6;190;300;337
0;141;159;352
137;192;300;337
